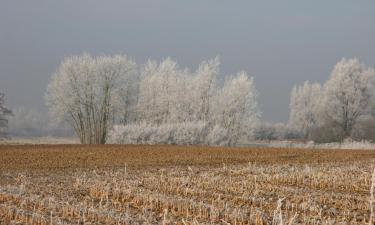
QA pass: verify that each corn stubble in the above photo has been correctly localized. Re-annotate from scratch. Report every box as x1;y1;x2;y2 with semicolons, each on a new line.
0;145;375;224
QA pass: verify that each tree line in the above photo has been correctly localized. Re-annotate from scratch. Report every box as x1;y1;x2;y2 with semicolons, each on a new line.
45;54;259;145
1;54;374;145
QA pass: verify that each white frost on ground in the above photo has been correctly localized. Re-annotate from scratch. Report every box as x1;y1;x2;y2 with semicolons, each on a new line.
247;139;375;150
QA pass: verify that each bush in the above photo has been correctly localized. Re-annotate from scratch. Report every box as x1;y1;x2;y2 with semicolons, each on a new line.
205;125;229;146
253;123;303;141
108;122;230;146
139;122;210;145
253;124;277;140
309;124;344;143
351;118;375;142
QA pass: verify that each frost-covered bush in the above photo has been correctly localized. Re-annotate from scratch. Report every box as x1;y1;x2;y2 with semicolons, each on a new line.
205;125;229;146
108;122;202;145
253;123;277;140
320;139;375;150
267;139;375;150
108;122;230;146
253;123;302;141
108;123;157;144
172;122;208;145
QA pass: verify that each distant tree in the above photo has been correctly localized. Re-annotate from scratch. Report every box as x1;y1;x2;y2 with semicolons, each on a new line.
8;107;45;137
319;58;375;139
289;58;375;142
0;93;12;138
7;107;74;137
289;81;321;138
45;54;137;144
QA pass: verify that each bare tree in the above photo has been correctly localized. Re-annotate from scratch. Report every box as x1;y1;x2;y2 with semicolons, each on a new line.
0;93;12;139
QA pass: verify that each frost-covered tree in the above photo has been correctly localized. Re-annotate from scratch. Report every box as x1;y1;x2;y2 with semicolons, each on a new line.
212;71;259;146
45;54;137;144
137;58;182;124
109;56;260;146
191;57;219;122
0;93;12;138
137;57;220;124
319;58;375;139
289;81;321;138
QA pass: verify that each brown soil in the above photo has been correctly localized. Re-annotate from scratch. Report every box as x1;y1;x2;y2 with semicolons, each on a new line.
0;144;374;171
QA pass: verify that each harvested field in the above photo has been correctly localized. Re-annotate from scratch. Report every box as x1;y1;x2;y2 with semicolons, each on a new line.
0;144;375;224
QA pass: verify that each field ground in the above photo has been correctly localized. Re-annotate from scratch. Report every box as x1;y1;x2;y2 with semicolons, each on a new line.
0;145;375;224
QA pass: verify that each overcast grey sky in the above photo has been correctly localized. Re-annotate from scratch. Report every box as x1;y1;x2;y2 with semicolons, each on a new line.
0;1;374;122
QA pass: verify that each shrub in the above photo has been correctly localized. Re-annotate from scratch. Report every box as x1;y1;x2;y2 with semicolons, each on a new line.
108;122;230;146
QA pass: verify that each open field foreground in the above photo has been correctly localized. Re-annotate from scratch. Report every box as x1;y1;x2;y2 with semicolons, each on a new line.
0;145;375;224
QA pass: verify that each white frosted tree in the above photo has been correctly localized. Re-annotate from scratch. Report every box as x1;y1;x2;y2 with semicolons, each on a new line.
289;81;321;138
111;56;260;146
191;57;219;122
45;53;137;144
137;58;182;124
319;58;375;139
137;57;220;125
212;71;260;146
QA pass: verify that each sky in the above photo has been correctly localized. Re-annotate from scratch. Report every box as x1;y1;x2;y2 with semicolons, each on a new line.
0;1;374;123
